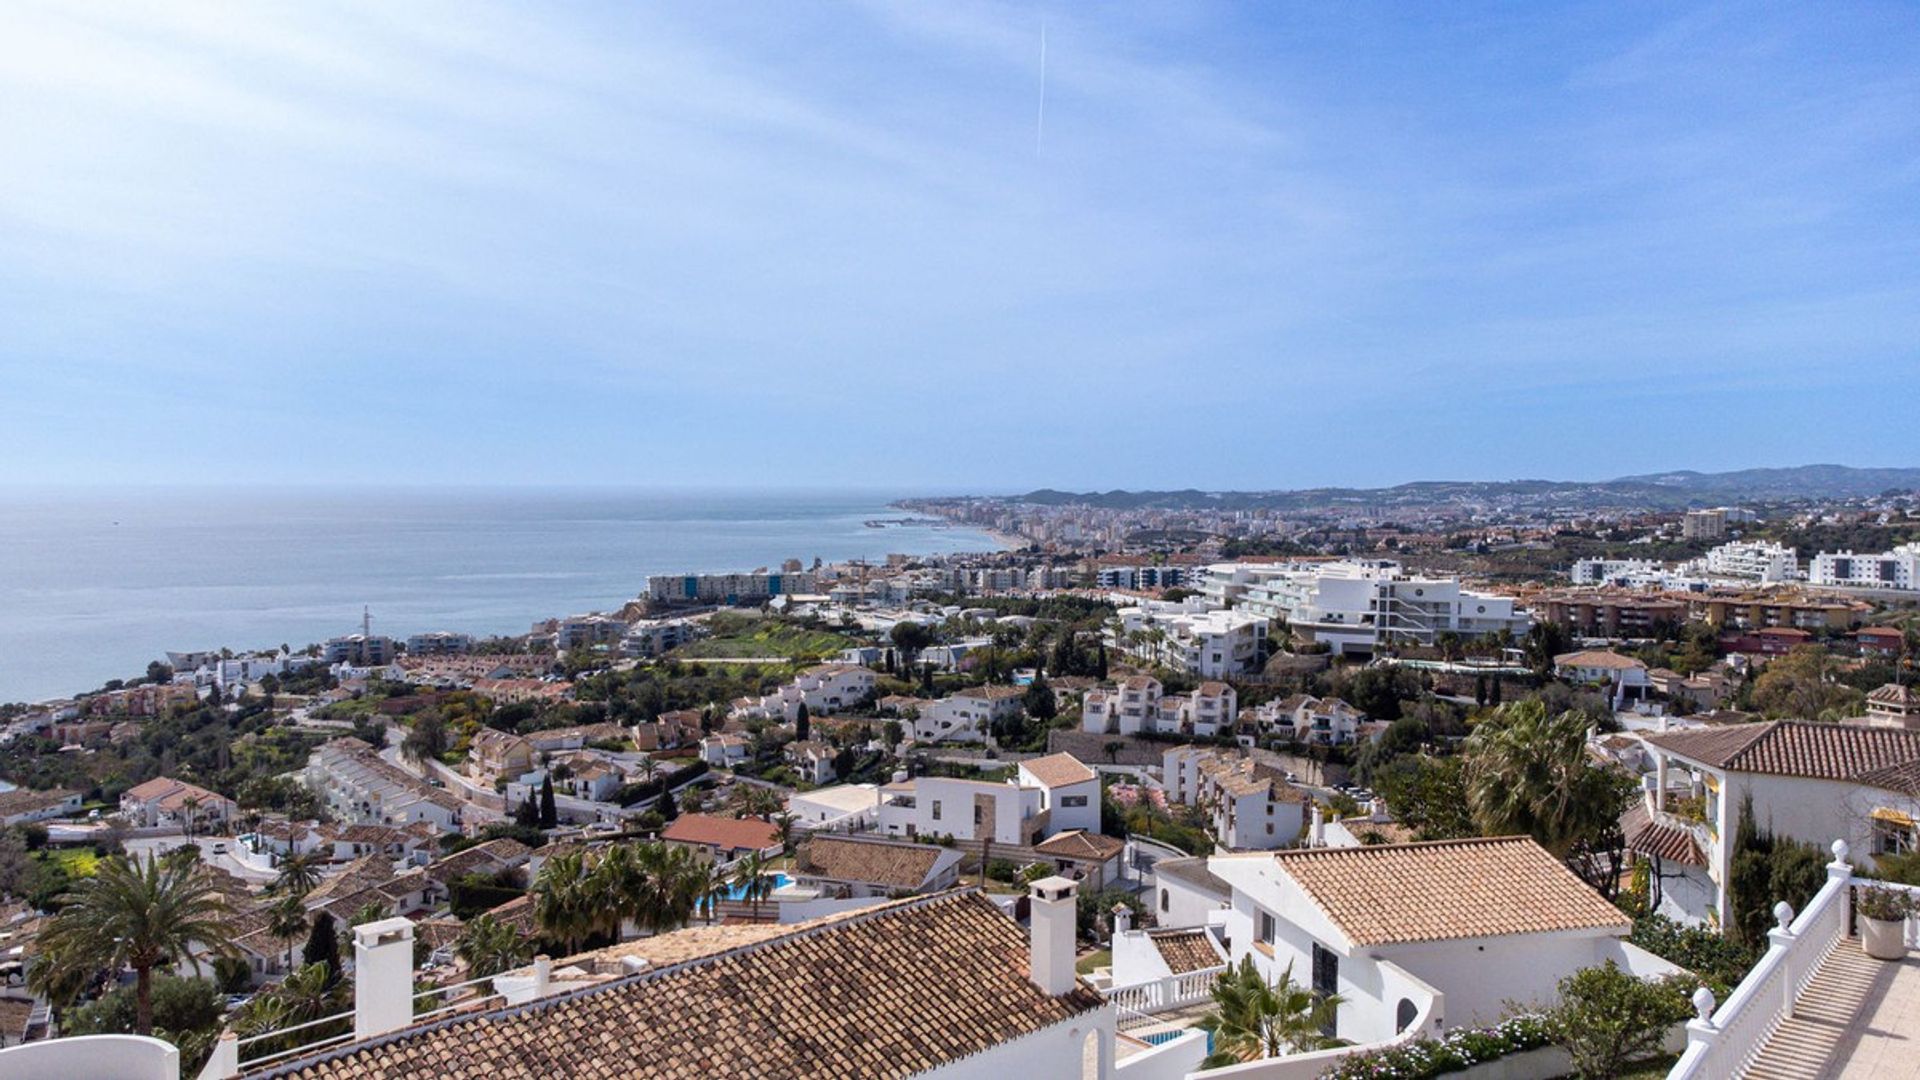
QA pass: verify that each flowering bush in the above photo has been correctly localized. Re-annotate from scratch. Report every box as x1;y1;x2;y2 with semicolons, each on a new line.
1318;1015;1553;1079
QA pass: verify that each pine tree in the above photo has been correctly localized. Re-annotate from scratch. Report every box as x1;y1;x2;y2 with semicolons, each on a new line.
538;775;558;829
301;912;341;986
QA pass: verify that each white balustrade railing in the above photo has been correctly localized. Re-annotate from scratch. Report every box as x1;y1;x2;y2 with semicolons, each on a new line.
1669;839;1856;1080
1105;964;1226;1015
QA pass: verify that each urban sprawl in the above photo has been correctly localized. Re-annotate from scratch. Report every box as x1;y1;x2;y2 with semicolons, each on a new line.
7;476;1920;1079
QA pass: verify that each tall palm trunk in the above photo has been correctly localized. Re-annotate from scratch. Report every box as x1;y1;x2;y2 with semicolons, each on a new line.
135;963;154;1036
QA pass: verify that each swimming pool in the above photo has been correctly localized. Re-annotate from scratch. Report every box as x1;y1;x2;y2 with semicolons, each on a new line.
720;872;792;900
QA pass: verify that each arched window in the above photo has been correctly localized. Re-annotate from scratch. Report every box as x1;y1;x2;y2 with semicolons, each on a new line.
1396;998;1418;1034
1159;888;1170;913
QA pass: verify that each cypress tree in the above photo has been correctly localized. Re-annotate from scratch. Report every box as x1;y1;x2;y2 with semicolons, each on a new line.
539;774;558;829
302;913;341;985
657;784;679;822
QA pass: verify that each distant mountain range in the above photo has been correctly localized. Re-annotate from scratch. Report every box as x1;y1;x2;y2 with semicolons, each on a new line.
1008;465;1920;512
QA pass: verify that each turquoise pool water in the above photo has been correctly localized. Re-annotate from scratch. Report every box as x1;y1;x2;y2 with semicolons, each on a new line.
721;872;792;900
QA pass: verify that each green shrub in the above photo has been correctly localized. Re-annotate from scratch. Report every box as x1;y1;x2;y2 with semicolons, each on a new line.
1547;963;1696;1080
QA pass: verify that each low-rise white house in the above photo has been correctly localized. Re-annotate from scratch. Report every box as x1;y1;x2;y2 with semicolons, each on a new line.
1554;649;1653;701
1150;856;1232;930
1244;694;1371;746
119;776;236;830
787;783;882;832
699;733;749;767
1209;837;1681;1047
910;686;1025;745
304;738;466;833
1108;606;1267;678
1017;753;1101;835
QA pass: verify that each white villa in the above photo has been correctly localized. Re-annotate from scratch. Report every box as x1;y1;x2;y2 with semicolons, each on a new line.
1208;837;1681;1047
1640;719;1920;926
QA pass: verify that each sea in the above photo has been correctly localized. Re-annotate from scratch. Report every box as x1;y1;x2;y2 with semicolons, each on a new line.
0;488;1002;704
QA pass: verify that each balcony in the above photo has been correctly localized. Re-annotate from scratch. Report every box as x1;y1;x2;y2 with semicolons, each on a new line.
1670;841;1920;1080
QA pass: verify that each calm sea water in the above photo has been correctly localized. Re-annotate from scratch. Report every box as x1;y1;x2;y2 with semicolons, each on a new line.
0;488;1000;704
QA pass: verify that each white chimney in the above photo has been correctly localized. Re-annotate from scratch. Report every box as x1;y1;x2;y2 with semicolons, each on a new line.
1028;876;1078;996
1310;803;1325;847
353;917;416;1040
1111;902;1133;936
533;954;552;997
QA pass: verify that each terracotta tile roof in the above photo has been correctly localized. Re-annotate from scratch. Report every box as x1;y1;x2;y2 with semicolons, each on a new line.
1032;830;1125;863
1554;650;1647;671
1646;721;1920;787
1869;683;1918;709
427;839;533;884
0;787;78;817
304;855;396;907
660;813;780;853
1020;752;1096;789
797;836;945;889
1620;801;1707;867
1148;929;1222;975
1268;836;1629;948
248;891;1103;1080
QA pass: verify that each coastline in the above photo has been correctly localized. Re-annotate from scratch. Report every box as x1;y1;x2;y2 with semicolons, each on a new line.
2;490;1009;704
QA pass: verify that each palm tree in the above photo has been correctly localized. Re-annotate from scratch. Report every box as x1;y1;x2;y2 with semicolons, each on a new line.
1461;700;1625;859
179;796;201;841
697;859;731;925
772;813;797;856
455;913;533;978
267;892;308;974
274;851;325;898
532;849;600;955
1196;957;1346;1066
31;853;238;1035
730;850;776;923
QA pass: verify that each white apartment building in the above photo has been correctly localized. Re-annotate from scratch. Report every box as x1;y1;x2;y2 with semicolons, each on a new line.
1202;560;1531;656
1682;508;1729;540
734;665;877;723
404;631;473;655
1108;605;1266;677
1081;676;1236;739
646;571;819;605
619;618;701;658
553;613;627;651
878;753;1101;846
322;633;396;665
1162;745;1308;850
1701;541;1800;583
908;686;1025;745
1808;543;1920;590
1569;558;1668;586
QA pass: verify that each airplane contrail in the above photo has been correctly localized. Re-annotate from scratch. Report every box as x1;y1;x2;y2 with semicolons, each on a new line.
1036;23;1047;157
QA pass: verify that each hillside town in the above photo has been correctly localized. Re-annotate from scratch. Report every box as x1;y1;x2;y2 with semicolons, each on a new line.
0;483;1917;1079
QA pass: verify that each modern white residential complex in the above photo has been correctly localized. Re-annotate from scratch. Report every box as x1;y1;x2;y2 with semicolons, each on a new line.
1699;540;1800;583
1106;604;1267;677
1569;557;1668;586
646;570;820;604
1202;560;1532;656
1808;542;1920;590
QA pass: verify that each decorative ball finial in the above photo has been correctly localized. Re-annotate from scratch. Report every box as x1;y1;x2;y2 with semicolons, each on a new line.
1832;839;1851;863
1773;900;1794;929
1691;985;1716;1021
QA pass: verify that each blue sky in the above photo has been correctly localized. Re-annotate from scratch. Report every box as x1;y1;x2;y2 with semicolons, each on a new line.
1;2;1915;492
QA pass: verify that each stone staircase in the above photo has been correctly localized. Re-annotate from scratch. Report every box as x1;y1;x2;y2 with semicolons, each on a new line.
1741;939;1912;1079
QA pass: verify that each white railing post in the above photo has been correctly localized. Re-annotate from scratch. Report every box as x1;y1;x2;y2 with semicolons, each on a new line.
1767;901;1797;1020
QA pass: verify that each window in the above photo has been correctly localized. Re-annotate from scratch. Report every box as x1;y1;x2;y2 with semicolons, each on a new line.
931;800;942;821
1873;817;1915;857
1311;944;1339;1037
1160;889;1170;913
1060;795;1089;808
1258;910;1276;945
